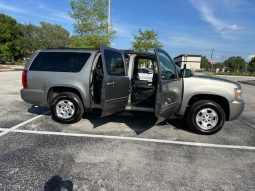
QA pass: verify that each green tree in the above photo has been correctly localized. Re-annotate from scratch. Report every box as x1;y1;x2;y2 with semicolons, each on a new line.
200;56;210;70
18;22;70;58
70;0;114;48
0;14;22;62
248;57;255;73
223;56;246;72
70;35;110;48
214;62;224;70
39;22;70;49
132;29;163;51
19;23;42;57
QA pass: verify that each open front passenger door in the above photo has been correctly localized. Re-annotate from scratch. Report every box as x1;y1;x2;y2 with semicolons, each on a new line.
100;46;130;117
154;48;183;123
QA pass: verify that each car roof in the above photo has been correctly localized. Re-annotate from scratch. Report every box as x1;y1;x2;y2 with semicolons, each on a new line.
123;50;155;57
40;48;98;53
38;48;156;56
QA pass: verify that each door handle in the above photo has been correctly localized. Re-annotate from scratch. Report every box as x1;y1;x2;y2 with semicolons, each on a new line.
107;81;116;86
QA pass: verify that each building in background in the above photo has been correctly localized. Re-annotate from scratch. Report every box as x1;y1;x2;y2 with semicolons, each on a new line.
173;54;201;71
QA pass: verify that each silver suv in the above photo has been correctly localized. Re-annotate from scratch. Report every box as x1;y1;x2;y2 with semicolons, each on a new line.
20;46;244;134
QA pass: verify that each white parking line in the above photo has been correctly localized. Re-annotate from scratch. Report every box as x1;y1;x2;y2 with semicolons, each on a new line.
7;129;255;151
0;111;50;137
1;111;255;150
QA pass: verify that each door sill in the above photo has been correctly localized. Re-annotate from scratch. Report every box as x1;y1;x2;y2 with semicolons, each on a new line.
125;106;154;113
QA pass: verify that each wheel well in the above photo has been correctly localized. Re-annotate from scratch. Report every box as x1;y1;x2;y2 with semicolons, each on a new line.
47;86;84;107
187;94;230;121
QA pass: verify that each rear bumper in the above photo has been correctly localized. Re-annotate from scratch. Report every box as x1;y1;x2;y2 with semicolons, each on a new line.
229;100;245;121
20;89;48;106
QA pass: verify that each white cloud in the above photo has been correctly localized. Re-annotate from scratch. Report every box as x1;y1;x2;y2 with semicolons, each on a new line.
247;54;255;61
112;22;147;49
53;12;73;22
113;23;133;40
190;0;241;34
38;3;73;23
0;2;25;13
168;34;226;50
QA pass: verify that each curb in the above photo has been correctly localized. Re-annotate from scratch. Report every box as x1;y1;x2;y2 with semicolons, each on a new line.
0;69;15;72
238;81;255;86
216;75;255;78
0;68;24;72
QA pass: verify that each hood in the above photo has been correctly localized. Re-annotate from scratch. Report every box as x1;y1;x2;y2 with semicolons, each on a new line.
192;74;241;88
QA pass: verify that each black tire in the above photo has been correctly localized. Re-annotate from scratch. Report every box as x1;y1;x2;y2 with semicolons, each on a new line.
50;92;84;124
186;100;226;135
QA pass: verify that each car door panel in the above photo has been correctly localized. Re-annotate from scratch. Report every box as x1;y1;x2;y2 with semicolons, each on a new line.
154;48;183;123
100;46;130;117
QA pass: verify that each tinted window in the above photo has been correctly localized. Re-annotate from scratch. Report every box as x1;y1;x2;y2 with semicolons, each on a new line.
104;50;125;76
30;52;91;72
158;51;176;80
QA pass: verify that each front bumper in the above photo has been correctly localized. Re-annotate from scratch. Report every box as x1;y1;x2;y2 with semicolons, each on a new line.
229;100;245;121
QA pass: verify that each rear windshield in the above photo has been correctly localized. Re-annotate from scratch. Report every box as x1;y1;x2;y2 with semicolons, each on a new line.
29;52;91;72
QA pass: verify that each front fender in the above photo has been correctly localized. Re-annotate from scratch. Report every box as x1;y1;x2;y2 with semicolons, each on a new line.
178;91;232;116
177;77;237;116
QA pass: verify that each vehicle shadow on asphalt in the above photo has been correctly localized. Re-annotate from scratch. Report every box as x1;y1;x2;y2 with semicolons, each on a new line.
27;105;51;115
27;106;193;135
83;110;193;135
162;119;195;134
44;175;73;191
83;111;156;135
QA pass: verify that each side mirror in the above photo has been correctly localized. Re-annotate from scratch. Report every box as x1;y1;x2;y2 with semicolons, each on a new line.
181;68;193;78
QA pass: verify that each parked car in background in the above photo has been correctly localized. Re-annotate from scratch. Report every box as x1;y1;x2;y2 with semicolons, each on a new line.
21;46;244;134
138;68;153;83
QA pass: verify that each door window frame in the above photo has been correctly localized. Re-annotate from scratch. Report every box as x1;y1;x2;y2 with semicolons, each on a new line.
155;48;179;81
102;48;127;77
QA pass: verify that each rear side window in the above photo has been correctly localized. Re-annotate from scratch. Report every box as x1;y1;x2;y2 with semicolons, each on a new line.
29;52;91;72
104;50;125;76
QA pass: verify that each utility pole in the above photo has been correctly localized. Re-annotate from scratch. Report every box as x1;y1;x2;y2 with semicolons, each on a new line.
107;0;111;34
184;54;187;69
211;49;214;73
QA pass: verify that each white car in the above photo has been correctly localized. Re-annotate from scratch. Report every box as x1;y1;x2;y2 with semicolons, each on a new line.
138;68;153;82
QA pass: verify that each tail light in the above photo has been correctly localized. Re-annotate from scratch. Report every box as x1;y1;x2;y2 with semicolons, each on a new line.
22;70;28;89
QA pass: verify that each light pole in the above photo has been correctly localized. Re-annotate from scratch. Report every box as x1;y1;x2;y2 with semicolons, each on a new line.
211;49;214;73
107;0;111;34
184;54;187;69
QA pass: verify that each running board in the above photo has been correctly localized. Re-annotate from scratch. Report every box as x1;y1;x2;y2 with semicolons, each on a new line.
125;106;154;113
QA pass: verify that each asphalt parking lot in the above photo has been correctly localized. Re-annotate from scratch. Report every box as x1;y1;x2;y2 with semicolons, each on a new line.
0;71;255;190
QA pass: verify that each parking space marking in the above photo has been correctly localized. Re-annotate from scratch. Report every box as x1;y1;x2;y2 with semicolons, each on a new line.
7;129;255;150
0;111;50;137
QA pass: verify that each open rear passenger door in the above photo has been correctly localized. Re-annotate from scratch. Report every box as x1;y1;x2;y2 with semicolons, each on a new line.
154;48;183;123
100;46;130;117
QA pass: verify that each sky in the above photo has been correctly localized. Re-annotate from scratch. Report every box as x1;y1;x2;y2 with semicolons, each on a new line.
0;0;255;61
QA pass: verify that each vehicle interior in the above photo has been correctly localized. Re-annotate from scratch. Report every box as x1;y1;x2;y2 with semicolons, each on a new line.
91;55;103;104
131;55;158;108
91;53;159;110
